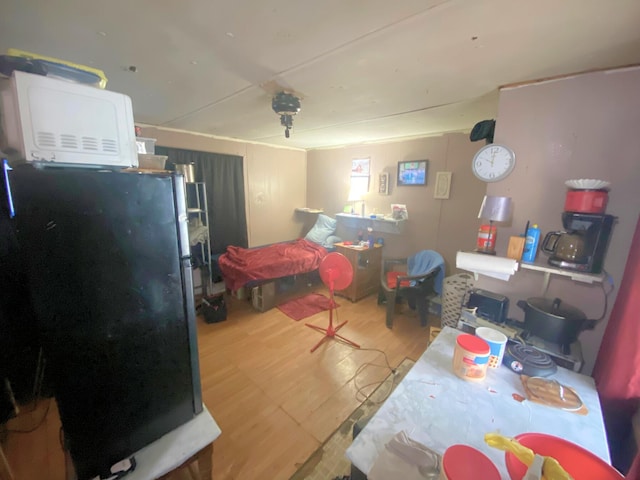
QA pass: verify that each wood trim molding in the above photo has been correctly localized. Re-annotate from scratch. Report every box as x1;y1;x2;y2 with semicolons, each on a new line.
500;63;640;90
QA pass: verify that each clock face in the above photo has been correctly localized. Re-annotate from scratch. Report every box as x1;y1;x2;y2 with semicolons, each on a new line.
472;144;516;182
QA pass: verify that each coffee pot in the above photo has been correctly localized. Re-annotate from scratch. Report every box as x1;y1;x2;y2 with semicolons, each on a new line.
541;212;616;273
541;231;588;263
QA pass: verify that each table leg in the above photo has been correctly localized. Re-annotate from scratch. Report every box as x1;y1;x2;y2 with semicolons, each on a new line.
195;443;213;480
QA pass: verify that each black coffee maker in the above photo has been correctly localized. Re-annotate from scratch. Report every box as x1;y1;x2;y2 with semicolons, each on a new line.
541;212;615;273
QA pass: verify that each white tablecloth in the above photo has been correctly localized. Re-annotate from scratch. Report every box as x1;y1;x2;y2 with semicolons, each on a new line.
346;327;609;477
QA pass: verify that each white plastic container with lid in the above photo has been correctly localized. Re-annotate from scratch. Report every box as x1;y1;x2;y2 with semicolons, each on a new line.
452;334;490;382
135;137;156;154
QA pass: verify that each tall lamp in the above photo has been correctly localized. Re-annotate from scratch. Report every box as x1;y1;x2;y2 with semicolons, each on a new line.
476;195;512;255
347;185;367;216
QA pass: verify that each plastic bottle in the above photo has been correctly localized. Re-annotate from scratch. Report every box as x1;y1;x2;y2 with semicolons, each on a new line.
521;224;541;263
367;227;374;248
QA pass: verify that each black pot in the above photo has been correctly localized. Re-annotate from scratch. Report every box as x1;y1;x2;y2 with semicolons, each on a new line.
517;297;597;346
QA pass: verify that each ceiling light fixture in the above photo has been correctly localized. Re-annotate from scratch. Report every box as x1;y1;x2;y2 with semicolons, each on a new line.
272;92;301;138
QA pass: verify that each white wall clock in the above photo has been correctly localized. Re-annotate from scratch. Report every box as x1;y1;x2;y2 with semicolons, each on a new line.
471;144;516;182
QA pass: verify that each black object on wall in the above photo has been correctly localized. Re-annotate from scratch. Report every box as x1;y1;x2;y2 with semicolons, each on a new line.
156;146;248;254
8;165;202;480
470;119;496;144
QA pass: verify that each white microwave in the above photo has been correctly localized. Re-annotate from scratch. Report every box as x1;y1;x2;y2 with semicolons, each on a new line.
0;71;138;168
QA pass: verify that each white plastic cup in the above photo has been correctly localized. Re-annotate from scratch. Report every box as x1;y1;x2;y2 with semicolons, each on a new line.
475;327;508;369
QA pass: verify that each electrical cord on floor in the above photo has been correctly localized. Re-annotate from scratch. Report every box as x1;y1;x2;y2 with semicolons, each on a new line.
596;270;615;322
5;397;51;434
342;345;402;405
328;294;403;404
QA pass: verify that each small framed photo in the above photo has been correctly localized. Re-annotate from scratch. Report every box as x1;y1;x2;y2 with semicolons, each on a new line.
397;160;428;186
351;158;370;176
434;171;452;199
378;172;390;195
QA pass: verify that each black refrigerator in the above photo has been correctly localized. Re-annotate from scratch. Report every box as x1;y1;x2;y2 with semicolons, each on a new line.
3;163;203;479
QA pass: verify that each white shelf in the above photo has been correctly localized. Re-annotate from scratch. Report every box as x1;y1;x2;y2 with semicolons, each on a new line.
295;207;324;213
519;259;605;295
335;213;406;234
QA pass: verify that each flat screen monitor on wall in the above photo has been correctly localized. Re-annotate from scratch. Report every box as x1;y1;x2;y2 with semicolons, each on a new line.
397;160;428;186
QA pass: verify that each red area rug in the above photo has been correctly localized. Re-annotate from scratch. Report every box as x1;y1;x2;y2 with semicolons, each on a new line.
277;293;338;321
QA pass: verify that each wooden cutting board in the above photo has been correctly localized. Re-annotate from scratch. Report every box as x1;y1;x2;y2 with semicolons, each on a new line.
520;375;588;415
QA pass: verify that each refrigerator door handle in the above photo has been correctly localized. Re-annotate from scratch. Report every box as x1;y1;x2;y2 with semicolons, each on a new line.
2;159;15;218
181;257;203;414
173;174;191;259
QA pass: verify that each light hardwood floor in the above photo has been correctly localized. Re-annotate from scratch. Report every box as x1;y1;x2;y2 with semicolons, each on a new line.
2;287;438;479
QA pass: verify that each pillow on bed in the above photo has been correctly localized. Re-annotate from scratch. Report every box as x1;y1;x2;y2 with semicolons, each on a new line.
305;214;337;247
323;235;342;249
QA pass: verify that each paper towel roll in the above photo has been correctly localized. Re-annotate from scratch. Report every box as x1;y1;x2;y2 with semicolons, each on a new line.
456;251;519;281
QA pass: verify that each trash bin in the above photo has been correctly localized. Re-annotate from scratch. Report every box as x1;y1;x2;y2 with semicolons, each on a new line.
201;295;227;323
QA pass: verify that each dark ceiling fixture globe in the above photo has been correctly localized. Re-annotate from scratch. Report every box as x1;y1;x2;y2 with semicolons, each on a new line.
272;92;301;138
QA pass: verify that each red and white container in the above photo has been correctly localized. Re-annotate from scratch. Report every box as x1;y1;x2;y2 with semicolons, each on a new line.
452;334;490;382
564;189;608;214
440;444;500;480
476;224;497;251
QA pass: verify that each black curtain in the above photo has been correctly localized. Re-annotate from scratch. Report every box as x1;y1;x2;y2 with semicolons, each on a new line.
156;147;248;253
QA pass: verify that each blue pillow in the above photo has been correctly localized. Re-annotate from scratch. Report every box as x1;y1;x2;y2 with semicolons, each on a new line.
305;214;337;246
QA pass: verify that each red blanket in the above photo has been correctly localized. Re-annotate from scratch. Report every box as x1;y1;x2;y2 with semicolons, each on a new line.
218;239;327;291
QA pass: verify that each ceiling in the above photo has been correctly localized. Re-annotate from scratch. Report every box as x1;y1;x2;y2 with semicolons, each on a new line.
2;1;640;150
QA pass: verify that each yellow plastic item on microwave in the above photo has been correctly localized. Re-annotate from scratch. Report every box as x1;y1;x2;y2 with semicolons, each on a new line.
6;48;108;88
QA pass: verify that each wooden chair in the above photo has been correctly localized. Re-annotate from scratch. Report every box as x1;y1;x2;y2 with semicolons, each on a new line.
378;250;443;328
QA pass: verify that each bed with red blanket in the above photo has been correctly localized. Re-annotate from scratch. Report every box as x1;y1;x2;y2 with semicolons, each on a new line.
218;238;328;292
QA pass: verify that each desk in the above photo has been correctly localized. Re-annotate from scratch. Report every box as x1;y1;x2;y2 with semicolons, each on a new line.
346;327;610;477
66;406;221;480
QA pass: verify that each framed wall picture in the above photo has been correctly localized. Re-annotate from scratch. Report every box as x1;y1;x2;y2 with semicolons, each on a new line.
378;172;390;195
434;171;452;199
397;160;428;186
351;157;370;176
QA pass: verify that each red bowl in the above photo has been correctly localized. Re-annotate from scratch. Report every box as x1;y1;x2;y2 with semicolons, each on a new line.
505;433;623;480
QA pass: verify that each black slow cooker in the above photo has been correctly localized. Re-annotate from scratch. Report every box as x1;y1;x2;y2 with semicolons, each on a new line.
517;297;597;347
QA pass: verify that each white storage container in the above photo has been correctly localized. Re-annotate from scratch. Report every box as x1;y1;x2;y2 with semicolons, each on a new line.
138;154;167;170
135;137;156;154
